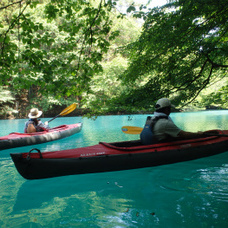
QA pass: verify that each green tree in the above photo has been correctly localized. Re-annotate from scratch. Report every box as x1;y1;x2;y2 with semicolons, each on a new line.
118;0;228;110
0;86;16;118
81;10;141;115
0;0;119;115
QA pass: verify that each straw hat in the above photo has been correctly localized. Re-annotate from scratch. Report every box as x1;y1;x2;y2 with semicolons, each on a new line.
28;108;43;119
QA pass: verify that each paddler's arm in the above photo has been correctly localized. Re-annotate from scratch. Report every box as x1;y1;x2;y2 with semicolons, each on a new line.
178;130;205;139
37;121;50;131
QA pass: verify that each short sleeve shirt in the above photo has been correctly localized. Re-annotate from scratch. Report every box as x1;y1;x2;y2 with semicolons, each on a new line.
153;118;181;141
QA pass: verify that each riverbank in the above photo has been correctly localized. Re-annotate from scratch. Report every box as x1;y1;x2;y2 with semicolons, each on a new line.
1;103;226;120
2;108;227;120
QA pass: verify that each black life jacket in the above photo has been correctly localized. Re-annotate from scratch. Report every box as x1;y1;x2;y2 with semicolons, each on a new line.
140;115;168;145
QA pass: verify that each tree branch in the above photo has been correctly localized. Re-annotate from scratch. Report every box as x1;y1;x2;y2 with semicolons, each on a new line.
76;0;104;72
0;0;24;10
182;65;214;107
1;1;30;57
203;52;228;68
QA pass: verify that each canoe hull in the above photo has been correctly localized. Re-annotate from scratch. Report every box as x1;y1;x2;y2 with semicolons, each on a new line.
0;123;82;150
11;132;228;180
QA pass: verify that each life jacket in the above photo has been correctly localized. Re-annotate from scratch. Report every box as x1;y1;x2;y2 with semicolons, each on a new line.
24;119;47;133
140;115;168;145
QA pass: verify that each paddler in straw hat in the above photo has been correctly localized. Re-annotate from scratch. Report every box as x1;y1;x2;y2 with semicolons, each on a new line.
24;108;50;133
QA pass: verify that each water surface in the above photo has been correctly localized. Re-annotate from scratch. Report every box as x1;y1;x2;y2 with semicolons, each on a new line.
0;111;228;227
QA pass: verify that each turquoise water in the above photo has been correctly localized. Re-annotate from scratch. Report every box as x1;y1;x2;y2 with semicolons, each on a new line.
0;111;228;227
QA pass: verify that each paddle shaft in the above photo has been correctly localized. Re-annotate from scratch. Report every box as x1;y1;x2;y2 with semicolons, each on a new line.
48;115;60;123
122;126;228;137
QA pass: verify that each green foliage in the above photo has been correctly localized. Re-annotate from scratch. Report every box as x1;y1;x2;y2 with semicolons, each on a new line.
1;0;227;118
0;86;15;117
120;0;228;110
0;0;120;110
81;8;142;115
82;55;129;114
0;86;14;104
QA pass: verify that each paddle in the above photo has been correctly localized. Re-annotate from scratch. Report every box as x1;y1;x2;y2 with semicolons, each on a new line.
122;126;228;137
48;103;77;123
122;126;143;134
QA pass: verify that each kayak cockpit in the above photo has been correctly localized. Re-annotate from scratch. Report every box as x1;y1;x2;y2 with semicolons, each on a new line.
99;133;222;151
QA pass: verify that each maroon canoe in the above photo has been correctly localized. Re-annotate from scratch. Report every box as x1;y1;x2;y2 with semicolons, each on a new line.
11;129;228;180
1;123;82;150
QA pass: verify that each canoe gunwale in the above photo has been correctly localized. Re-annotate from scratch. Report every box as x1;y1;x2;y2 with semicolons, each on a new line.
99;135;218;151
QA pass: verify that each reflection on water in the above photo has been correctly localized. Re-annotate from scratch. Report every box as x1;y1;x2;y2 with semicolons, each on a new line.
197;164;228;202
0;111;228;227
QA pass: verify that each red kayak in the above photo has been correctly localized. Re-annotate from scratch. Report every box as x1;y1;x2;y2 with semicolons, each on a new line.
10;129;228;180
0;123;82;150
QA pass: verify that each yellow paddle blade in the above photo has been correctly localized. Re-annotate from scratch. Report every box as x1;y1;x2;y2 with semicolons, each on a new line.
59;103;77;116
48;103;77;123
121;126;143;134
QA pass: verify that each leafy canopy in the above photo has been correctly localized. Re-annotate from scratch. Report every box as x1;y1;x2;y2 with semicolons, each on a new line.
0;0;119;100
118;0;228;109
0;0;228;117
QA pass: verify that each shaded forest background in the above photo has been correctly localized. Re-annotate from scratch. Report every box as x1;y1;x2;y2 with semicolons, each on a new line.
0;0;227;119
